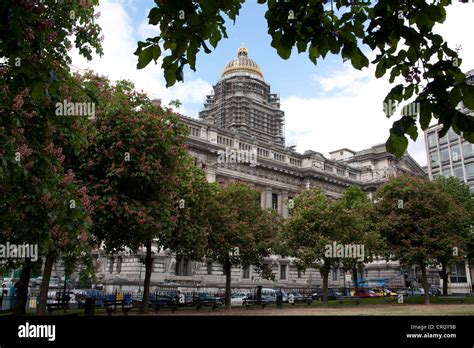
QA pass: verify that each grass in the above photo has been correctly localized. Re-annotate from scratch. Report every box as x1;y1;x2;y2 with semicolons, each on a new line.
2;296;473;316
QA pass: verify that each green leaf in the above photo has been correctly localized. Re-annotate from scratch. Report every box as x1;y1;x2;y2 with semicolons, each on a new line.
152;45;161;60
209;29;222;49
164;63;178;87
137;46;154;69
375;59;386;78
308;43;319;63
419;104;432;130
386;133;408;158
461;84;474;110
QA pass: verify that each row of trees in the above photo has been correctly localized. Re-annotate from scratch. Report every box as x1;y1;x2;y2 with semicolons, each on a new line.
284;175;473;306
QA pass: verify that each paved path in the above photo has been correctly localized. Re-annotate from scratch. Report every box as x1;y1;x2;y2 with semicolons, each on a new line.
139;304;474;316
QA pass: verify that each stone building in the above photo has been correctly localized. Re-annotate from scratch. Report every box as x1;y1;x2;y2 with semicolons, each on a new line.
93;45;429;292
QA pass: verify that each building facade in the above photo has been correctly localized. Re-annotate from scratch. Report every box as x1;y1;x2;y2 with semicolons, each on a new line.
92;46;429;291
423;69;474;294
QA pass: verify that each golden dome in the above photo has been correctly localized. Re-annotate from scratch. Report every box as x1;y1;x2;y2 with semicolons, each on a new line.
221;44;264;79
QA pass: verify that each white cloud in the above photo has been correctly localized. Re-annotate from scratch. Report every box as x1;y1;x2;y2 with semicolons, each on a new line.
284;3;474;167
69;0;211;116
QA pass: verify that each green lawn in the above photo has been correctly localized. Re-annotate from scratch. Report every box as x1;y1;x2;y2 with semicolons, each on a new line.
1;296;473;316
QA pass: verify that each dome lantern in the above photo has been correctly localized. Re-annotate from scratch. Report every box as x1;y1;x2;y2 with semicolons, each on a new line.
221;44;264;79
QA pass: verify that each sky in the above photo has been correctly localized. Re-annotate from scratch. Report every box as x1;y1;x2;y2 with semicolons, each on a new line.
70;0;474;167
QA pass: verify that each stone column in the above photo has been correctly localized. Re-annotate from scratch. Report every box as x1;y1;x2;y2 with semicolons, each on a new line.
277;192;283;215
205;163;217;183
265;187;272;209
260;189;266;209
281;191;289;218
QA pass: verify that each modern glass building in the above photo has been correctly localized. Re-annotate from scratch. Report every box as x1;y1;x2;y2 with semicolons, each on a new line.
424;69;474;193
423;69;474;294
424;126;474;192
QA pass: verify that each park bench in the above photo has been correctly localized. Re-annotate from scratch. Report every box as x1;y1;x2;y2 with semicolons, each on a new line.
46;293;70;314
104;293;133;316
438;296;466;304
336;296;360;305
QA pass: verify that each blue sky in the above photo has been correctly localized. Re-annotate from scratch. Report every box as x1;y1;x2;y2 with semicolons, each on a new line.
71;0;474;166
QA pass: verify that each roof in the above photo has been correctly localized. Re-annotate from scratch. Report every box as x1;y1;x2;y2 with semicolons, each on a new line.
221;44;264;79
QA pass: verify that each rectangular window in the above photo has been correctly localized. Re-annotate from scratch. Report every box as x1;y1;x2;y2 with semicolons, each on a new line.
280;265;287;280
439;133;448;144
332;269;338;281
453;166;464;180
450;263;467;283
430;152;439;167
451;145;461;162
116;256;122;274
324;164;333;172
463;142;473;158
442;165;452;177
440;149;450;164
108;257;114;274
466;164;474;179
176;256;191;276
272;193;278;210
207;261;213;275
242;266;250;279
428;133;437;147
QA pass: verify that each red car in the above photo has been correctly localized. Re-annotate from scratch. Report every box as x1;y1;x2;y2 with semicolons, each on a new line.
354;289;378;298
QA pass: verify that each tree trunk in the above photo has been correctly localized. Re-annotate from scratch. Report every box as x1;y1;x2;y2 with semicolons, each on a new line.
421;265;430;305
15;259;32;315
37;252;55;315
441;263;449;296
139;240;153;314
352;265;359;294
322;266;329;307
224;255;232;310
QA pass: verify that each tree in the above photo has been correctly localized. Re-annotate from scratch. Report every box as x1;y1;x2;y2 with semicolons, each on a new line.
135;0;474;157
78;74;211;313
373;174;469;304
338;186;380;294
0;0;102;314
206;182;280;309
434;176;474;295
283;188;346;306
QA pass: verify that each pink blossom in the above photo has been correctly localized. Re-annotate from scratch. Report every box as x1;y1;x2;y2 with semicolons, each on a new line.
63;169;75;185
17;144;32;158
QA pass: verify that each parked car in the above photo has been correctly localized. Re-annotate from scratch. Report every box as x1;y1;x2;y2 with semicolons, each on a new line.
354;289;378;298
397;287;425;296
274;288;288;302
148;293;177;310
429;286;441;296
231;292;250;306
242;293;276;306
193;292;223;308
311;288;342;301
372;288;397;297
287;291;313;304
